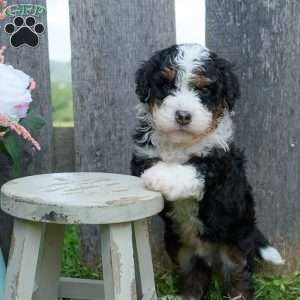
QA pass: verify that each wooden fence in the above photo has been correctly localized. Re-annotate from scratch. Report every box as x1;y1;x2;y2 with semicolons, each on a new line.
0;0;299;274
206;0;300;274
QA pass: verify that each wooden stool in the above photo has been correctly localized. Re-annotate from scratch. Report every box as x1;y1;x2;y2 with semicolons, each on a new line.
0;173;163;300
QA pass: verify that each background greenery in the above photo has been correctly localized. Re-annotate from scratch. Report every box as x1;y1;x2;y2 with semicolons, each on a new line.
52;60;300;299
50;61;73;126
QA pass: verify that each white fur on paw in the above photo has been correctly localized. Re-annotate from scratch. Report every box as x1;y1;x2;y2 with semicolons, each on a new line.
142;162;204;202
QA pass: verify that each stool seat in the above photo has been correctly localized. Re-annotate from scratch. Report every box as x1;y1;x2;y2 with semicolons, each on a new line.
1;172;163;224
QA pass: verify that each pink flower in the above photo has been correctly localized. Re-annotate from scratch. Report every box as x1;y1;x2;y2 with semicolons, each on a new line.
0;1;8;21
0;112;41;150
14;103;30;119
0;46;5;64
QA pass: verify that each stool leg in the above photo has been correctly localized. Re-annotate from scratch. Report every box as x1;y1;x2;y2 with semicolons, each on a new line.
32;224;64;300
133;220;157;300
100;223;137;300
4;219;43;300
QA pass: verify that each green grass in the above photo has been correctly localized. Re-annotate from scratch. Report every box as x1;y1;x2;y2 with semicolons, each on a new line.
254;272;300;300
154;271;300;299
62;226;99;280
62;226;300;299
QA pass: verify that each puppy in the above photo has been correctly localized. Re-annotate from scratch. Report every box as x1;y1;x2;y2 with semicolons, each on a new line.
131;44;284;300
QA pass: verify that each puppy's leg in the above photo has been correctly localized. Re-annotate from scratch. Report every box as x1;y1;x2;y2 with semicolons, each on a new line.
163;218;182;265
221;247;254;300
178;255;212;300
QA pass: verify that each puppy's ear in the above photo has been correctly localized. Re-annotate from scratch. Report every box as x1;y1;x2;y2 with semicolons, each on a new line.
135;62;151;103
216;57;240;111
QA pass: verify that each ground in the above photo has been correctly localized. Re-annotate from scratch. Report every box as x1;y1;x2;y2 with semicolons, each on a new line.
62;226;300;300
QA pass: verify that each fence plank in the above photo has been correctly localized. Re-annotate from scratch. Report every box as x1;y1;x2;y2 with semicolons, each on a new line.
0;0;52;262
69;0;175;268
206;0;300;273
53;127;75;173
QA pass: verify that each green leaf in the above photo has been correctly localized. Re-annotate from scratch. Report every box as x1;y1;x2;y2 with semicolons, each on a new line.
20;110;46;130
3;133;23;178
0;140;6;153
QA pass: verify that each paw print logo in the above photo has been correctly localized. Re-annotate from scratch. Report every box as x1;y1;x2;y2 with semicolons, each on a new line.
4;16;45;48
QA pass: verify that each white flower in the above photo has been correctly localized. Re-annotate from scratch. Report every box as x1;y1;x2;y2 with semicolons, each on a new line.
0;64;33;121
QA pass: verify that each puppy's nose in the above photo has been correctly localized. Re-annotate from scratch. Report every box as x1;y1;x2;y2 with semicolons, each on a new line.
175;110;192;126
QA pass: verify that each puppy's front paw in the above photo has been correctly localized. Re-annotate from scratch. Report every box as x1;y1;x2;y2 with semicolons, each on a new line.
141;162;169;193
142;162;204;202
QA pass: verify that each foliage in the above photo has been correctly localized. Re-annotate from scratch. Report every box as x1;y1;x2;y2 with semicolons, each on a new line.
255;272;300;300
51;80;73;126
0;50;45;179
155;271;300;299
62;225;99;280
0;110;45;178
62;226;300;299
155;271;179;297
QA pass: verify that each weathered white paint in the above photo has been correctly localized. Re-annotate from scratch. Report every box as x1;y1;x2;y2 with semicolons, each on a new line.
4;220;158;300
0;173;163;224
32;224;64;300
133;220;157;300
101;223;137;300
4;220;43;300
58;277;105;300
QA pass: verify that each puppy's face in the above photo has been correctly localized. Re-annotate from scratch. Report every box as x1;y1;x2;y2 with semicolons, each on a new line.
135;44;240;144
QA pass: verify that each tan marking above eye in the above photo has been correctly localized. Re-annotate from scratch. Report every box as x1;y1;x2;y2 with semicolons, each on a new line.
161;67;176;81
191;72;212;88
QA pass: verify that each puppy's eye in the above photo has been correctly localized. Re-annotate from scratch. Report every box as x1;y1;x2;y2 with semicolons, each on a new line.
201;87;210;95
191;72;212;91
161;68;176;82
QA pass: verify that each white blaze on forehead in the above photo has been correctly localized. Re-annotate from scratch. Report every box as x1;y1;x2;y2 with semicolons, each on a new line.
175;44;210;82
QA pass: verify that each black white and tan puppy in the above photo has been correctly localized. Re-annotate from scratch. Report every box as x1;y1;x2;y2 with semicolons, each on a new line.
131;44;284;300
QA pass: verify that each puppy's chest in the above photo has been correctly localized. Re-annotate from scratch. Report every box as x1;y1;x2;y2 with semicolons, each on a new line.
167;199;204;246
159;144;191;164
